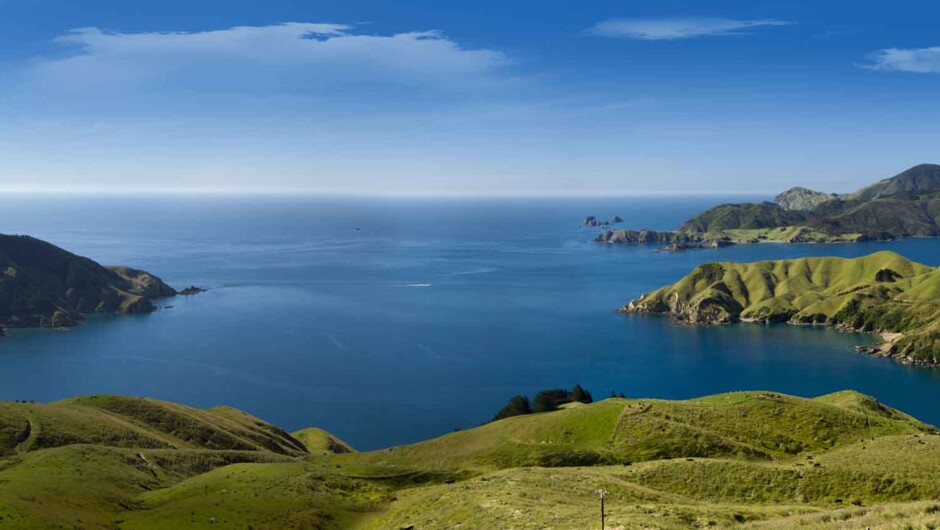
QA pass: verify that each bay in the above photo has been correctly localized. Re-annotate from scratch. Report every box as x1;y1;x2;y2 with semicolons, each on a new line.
0;194;938;449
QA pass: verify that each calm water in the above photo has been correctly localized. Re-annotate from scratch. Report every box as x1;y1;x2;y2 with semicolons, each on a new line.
1;195;939;450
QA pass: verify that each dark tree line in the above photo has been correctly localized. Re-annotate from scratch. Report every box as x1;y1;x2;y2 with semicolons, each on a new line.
491;395;532;421
491;384;599;422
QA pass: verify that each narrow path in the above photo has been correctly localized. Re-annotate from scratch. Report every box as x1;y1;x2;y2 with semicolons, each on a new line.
14;413;39;454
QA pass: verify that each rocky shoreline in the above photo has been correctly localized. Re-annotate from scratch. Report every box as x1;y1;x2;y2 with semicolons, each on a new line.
623;301;939;367
594;226;880;252
594;228;734;250
852;332;939;367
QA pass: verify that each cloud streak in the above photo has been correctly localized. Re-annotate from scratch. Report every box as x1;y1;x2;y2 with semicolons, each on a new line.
588;16;790;40
24;23;510;93
863;47;940;73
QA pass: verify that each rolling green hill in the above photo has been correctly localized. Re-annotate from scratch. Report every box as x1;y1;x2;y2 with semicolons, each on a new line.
623;251;940;365
0;391;939;529
0;234;177;337
597;164;940;248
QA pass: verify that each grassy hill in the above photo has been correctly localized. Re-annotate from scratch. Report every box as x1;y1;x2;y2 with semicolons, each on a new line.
623;251;940;364
0;391;939;529
0;234;177;337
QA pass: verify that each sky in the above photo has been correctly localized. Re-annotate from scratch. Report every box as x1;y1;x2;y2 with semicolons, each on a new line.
1;0;939;195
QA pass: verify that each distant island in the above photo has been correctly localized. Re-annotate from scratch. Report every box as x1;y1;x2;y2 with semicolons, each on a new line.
596;163;940;250
0;390;937;528
0;234;184;338
622;251;940;365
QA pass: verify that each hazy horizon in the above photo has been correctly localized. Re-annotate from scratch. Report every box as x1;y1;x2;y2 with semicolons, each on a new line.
0;186;776;198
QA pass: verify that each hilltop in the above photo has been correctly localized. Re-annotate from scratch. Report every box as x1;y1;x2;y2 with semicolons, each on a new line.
773;187;837;211
0;234;177;337
0;391;938;529
623;251;940;365
597;164;940;249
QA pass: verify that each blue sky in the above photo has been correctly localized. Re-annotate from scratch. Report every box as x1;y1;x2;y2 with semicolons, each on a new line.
1;0;939;195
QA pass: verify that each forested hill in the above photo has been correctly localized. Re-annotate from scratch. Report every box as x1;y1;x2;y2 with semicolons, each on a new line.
679;164;940;238
598;164;940;247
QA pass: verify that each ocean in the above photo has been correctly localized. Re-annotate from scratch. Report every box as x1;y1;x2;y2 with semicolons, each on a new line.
1;194;939;450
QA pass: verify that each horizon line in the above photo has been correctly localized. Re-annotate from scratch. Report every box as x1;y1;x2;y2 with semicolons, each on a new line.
0;187;775;198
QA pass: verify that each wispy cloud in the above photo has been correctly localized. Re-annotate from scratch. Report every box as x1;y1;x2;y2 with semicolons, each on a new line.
22;23;510;93
588;16;790;40
862;47;940;73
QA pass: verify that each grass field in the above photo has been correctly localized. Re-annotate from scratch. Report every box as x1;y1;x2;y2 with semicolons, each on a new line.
0;390;938;528
716;226;865;244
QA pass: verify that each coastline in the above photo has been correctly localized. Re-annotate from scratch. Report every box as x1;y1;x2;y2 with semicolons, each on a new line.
854;331;936;367
620;308;940;368
594;226;899;251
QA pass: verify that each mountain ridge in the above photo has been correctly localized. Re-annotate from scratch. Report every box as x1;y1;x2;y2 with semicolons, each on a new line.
597;164;940;249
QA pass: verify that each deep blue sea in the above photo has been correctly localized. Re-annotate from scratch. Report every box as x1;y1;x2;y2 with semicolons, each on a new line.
1;195;939;450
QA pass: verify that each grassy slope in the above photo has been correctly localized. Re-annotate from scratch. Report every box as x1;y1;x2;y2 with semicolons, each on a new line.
357;391;939;529
718;226;865;243
0;391;938;529
625;251;940;363
0;395;316;529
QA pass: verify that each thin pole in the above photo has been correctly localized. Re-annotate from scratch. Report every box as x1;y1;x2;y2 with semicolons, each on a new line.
596;489;608;530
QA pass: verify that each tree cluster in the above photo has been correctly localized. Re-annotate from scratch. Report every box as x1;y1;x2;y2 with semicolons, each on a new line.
490;384;595;422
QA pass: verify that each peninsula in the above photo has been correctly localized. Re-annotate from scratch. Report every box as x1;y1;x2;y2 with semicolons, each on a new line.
622;251;940;365
0;233;179;338
597;163;940;250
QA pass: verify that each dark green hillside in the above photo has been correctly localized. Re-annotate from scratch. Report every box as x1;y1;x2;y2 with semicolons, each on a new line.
599;164;940;247
809;193;940;238
679;202;808;232
0;391;937;529
0;234;177;336
848;163;940;201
